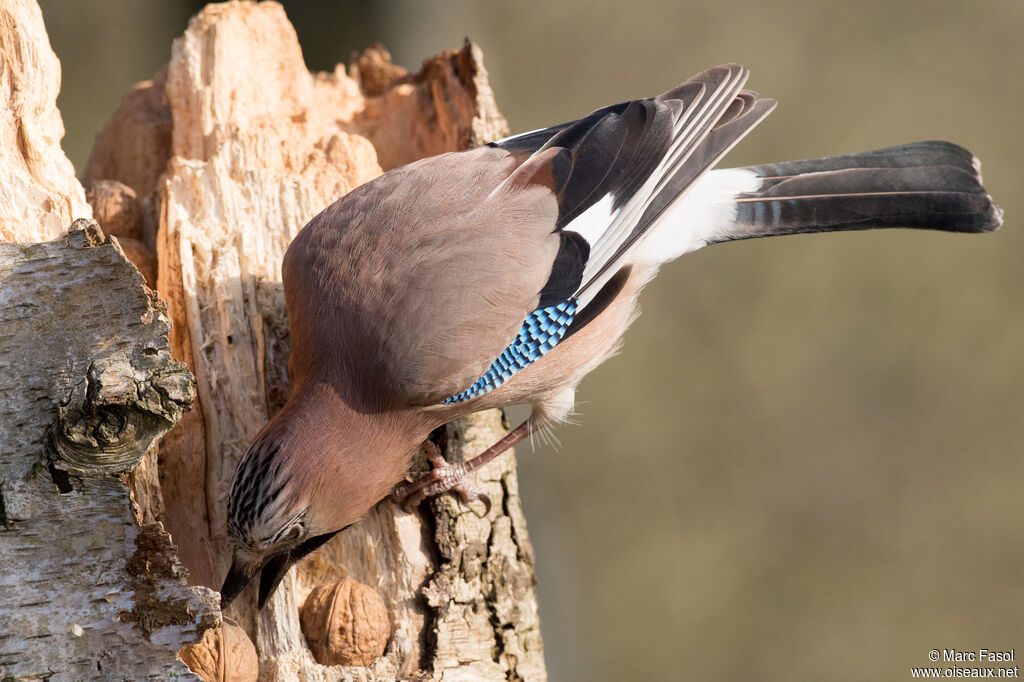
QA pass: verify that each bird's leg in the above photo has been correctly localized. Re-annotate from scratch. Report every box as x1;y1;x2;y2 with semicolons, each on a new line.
393;420;532;513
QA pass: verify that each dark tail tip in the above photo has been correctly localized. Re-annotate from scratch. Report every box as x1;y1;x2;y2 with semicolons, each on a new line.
731;141;1004;239
966;150;1003;232
978;193;1004;232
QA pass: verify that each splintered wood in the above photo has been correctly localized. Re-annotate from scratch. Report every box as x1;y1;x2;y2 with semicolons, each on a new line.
0;0;92;241
81;1;546;680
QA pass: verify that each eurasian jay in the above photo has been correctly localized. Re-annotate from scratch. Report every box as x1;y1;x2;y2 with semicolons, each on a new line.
220;64;1001;607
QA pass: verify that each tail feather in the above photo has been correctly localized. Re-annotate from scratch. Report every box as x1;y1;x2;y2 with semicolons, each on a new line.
716;141;1002;242
744;140;980;179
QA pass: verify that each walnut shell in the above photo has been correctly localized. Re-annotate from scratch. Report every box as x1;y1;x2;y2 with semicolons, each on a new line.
300;577;390;667
178;623;259;682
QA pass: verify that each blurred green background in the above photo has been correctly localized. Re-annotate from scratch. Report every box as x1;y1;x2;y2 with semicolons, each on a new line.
39;1;1021;679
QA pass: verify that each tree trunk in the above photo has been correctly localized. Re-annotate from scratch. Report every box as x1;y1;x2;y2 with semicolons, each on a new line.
1;1;546;680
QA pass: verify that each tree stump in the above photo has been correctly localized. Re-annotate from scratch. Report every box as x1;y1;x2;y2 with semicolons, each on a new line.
1;1;547;680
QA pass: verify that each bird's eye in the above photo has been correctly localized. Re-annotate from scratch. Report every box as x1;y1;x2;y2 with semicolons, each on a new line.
282;524;303;542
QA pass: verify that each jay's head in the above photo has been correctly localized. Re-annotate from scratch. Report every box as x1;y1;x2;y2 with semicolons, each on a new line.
220;415;353;609
219;386;418;609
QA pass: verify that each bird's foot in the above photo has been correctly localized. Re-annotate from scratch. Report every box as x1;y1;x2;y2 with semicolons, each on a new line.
392;440;492;514
393;421;533;514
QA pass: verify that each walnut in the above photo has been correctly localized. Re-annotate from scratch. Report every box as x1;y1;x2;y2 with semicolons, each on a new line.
300;577;390;666
178;623;259;682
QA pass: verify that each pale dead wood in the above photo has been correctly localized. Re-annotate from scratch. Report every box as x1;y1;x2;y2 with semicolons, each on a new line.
0;0;92;241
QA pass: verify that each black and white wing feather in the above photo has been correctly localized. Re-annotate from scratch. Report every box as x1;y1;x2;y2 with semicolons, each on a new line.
492;63;775;311
441;65;775;403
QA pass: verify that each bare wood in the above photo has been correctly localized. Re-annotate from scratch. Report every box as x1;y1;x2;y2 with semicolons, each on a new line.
0;0;92;242
155;1;383;600
80;1;547;679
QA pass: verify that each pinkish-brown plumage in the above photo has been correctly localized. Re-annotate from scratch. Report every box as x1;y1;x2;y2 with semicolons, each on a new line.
221;64;1000;608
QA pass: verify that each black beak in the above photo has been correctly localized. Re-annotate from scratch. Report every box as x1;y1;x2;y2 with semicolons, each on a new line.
220;557;259;608
257;530;342;609
220;530;345;611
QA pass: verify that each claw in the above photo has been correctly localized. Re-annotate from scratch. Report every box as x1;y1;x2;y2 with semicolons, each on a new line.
392;422;531;515
392;440;490;514
452;481;492;517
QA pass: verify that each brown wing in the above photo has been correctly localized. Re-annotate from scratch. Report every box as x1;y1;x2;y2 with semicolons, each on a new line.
286;65;777;410
283;146;560;407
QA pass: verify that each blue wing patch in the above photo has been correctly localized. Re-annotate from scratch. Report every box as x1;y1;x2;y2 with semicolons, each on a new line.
442;298;579;404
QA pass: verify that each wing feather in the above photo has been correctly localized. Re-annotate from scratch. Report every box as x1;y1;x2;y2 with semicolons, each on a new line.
437;65;775;404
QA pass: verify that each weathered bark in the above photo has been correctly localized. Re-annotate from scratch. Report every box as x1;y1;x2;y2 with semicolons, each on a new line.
2;1;546;680
0;221;217;680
